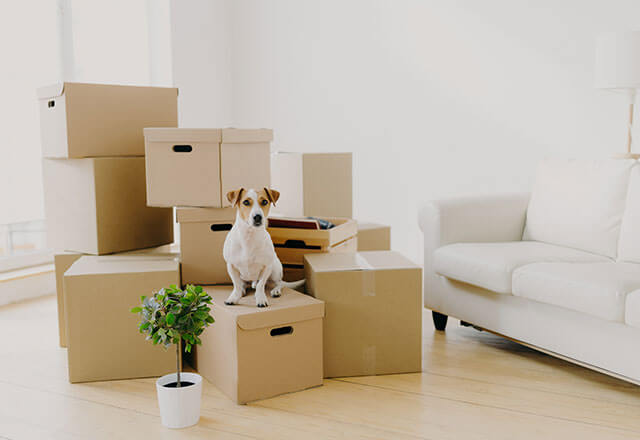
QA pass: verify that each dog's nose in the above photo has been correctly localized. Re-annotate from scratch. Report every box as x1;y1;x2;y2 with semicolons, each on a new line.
253;213;263;224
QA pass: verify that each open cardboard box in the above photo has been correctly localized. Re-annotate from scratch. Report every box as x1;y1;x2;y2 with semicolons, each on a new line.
144;128;272;207
37;82;177;158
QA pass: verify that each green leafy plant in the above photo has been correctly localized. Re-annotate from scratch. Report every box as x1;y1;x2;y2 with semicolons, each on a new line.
131;284;214;387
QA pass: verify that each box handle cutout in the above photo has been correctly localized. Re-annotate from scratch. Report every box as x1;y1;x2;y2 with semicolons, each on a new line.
270;326;293;337
210;224;232;232
173;145;193;153
274;239;320;250
48;100;55;108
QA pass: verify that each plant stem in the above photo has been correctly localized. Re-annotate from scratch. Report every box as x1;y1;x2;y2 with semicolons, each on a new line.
176;338;182;388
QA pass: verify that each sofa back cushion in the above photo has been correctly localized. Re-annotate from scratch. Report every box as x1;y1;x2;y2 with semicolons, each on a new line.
618;164;640;262
523;158;635;258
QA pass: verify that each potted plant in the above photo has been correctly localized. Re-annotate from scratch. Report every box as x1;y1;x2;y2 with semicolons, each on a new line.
131;284;214;429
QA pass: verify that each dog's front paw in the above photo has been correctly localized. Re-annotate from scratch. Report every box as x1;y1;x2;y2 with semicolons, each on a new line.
255;291;269;308
224;289;242;305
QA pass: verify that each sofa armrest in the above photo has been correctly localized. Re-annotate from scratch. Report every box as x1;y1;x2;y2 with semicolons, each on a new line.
419;193;530;309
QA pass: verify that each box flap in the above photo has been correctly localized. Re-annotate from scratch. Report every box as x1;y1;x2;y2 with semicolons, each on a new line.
37;82;65;100
176;207;236;223
65;255;179;277
205;286;324;330
221;128;273;143
144;128;221;143
304;251;419;273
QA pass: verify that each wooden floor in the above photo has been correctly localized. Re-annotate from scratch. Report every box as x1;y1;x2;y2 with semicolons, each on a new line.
1;296;640;439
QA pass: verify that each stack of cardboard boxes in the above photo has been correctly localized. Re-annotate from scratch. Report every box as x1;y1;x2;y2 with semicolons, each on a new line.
43;82;421;406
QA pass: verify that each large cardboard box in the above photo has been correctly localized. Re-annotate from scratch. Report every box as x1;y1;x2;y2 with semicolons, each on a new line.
54;244;180;347
43;157;173;255
267;217;357;266
63;255;178;383
304;251;422;378
37;82;178;158
357;222;391;251
54;252;82;347
144;128;272;207
271;152;352;218
197;286;324;404
177;208;235;285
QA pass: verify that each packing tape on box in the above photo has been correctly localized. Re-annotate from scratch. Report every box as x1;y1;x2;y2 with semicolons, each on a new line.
362;345;376;375
358;253;376;297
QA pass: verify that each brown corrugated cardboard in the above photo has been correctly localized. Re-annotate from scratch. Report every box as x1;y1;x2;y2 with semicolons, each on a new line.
54;252;82;347
268;217;357;265
53;244;179;348
304;251;422;378
177;208;235;285
63;255;178;383
271;152;352;218
144;128;272;207
357;222;391;251
43;157;173;255
197;286;324;404
37;82;178;158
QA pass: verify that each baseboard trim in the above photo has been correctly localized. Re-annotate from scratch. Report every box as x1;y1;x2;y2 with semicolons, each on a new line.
0;264;55;307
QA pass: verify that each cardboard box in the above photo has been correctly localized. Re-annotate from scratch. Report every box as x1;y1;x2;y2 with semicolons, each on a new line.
197;286;324;404
37;82;178;158
43;157;173;255
53;245;179;347
63;255;179;383
357;222;391;251
268;217;357;266
271;152;352;218
144;128;272;207
177;208;235;285
304;251;422;378
54;252;82;347
283;265;305;283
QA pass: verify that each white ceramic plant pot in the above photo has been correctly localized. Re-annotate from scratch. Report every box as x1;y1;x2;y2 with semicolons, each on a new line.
156;372;203;429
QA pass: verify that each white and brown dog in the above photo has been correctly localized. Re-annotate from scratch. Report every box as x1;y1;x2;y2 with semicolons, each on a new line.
223;187;304;307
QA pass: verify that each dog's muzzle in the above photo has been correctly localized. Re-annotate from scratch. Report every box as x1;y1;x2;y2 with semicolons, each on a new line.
252;213;263;227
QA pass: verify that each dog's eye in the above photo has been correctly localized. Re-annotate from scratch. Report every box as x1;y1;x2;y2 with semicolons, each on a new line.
242;200;251;206
260;199;269;206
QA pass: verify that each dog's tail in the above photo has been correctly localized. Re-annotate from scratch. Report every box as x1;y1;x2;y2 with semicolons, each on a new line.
280;279;306;289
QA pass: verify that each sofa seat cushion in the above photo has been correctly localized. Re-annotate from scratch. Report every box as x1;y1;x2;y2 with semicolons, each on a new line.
512;263;640;322
523;158;635;258
433;241;609;294
624;290;640;328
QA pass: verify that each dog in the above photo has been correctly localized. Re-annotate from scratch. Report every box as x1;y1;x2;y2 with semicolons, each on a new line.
222;187;305;307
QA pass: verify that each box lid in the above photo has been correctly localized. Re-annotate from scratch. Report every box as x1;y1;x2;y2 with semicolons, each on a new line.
65;255;179;277
143;128;221;143
304;251;419;273
176;207;236;223
221;128;273;143
205;286;324;330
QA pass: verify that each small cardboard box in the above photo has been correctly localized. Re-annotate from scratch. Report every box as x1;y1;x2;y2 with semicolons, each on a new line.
54;244;180;347
38;82;178;158
63;255;178;383
43;157;173;255
197;286;324;404
144;128;272;207
54;252;83;347
267;217;357;266
271;152;352;218
357;222;391;251
177;208;235;285
304;251;422;378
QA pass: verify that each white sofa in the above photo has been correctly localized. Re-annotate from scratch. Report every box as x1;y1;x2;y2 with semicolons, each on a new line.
419;158;640;384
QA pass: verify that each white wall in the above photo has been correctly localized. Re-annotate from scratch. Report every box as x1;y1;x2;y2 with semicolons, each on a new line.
172;0;640;262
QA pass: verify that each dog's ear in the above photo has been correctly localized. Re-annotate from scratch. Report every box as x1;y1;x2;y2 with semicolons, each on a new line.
264;188;280;206
226;188;245;206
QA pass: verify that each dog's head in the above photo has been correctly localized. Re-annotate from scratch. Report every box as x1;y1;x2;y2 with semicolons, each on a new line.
226;187;280;228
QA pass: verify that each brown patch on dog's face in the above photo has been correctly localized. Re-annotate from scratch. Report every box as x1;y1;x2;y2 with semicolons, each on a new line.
233;188;280;227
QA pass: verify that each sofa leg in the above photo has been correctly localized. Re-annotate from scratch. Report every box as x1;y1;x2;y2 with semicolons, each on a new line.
432;311;448;331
